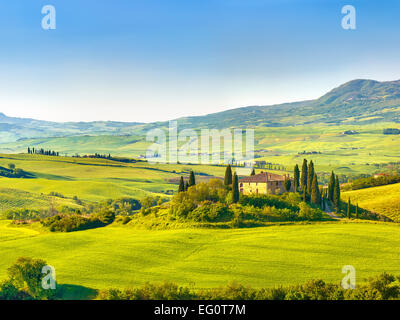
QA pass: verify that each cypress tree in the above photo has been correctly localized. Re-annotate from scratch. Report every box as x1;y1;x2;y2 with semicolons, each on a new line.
307;160;315;195
224;165;233;186
284;177;292;192
355;203;359;219
300;159;308;192
232;173;239;203
293;164;300;192
250;168;256;176
189;170;196;186
347;198;351;219
178;176;185;193
328;171;335;201
184;181;189;191
310;174;320;205
333;175;340;211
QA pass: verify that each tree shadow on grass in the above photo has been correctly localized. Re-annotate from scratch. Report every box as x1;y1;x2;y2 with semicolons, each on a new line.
57;284;98;300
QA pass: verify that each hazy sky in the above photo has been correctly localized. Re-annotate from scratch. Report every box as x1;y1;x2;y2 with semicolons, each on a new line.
0;0;399;123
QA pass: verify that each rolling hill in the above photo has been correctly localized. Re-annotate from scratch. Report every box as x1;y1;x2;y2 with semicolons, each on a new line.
1;79;400;145
1;221;399;298
343;183;400;222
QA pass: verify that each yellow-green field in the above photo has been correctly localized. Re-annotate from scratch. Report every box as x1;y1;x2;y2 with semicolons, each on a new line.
0;220;399;299
0;154;231;212
343;183;400;222
2;122;400;177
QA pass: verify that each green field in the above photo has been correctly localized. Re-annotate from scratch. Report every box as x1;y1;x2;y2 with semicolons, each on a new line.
2;122;400;178
343;183;400;222
0;154;231;212
1;220;399;298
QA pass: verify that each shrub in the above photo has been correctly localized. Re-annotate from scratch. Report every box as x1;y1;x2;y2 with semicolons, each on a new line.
6;257;56;300
41;212;114;232
187;201;232;222
298;202;323;220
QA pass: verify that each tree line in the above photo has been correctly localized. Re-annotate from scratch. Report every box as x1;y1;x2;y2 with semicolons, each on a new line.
27;147;59;156
177;165;240;204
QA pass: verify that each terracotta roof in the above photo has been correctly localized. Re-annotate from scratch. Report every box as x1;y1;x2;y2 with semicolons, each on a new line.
239;172;287;183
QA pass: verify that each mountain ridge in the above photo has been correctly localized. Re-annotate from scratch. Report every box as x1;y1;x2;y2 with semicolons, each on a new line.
1;78;400;143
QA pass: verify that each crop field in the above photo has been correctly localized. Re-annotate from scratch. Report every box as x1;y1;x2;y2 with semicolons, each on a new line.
1;122;399;177
343;183;400;222
0;220;399;299
0;154;231;211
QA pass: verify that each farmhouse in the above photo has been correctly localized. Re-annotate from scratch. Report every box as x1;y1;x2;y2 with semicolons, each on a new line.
239;171;293;195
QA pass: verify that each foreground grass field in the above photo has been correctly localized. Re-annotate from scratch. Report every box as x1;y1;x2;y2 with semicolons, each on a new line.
343;183;400;222
1;220;399;299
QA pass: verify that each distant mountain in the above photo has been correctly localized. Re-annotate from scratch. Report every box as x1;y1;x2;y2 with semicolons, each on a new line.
170;79;400;129
0;113;143;144
1;79;400;144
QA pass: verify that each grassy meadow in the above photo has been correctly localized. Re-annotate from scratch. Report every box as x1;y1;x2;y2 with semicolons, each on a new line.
0;120;399;299
1;220;399;299
343;183;400;222
0;154;230;212
1;122;400;177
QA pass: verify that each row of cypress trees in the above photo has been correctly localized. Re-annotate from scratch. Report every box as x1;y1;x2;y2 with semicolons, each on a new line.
177;165;240;203
293;159;322;206
178;170;196;192
327;171;341;210
224;165;240;203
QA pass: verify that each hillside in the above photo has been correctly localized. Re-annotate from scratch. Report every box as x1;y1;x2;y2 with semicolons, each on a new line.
1;79;400;145
343;183;400;222
1;221;399;298
173;79;400;129
0;154;231;212
0;112;143;144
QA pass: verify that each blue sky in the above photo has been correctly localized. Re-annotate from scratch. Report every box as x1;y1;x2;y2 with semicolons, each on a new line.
0;0;399;122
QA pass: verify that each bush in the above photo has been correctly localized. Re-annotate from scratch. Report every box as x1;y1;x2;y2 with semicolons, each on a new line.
239;194;299;212
298;202;323;220
187;201;232;222
6;257;56;300
41;212;114;232
96;274;400;300
98;282;195;300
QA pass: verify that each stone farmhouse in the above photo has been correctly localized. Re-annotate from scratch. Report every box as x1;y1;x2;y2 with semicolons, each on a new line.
239;171;293;195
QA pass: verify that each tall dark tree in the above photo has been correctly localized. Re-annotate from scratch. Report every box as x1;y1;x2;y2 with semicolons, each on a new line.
189;170;196;186
27;147;31;154
184;181;189;191
178;176;185;193
284;177;292;192
232;173;240;203
328;171;335;201
293;164;300;192
250;168;256;176
347;198;351;219
310;174;320;205
224;165;233;186
333;175;341;211
355;203;359;219
307;160;315;195
300;159;308;192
